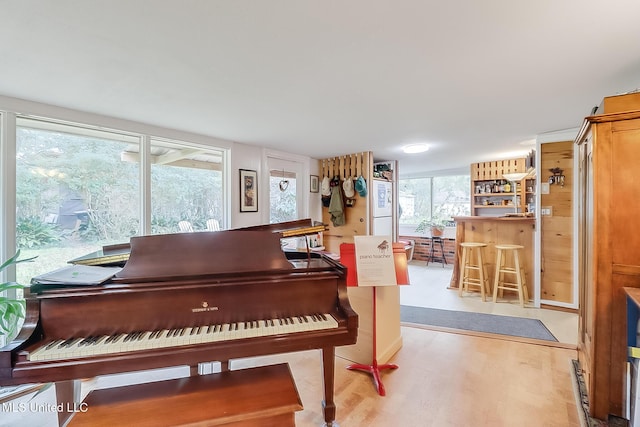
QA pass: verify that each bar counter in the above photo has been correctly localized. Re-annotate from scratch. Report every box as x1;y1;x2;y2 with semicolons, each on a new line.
450;216;536;292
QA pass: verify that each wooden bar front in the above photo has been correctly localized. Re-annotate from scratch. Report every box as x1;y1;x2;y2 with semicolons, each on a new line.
450;216;536;293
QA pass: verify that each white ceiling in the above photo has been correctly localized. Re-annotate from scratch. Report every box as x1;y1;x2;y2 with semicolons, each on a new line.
2;1;640;176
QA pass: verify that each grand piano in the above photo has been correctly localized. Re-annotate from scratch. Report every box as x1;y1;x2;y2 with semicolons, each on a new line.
0;219;358;426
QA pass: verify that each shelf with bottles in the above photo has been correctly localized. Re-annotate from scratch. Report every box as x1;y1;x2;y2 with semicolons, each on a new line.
473;179;517;195
473;194;521;208
472;179;528;216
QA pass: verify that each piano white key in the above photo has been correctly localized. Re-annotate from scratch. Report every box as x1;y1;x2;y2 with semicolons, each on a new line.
47;338;84;360
27;313;338;361
130;331;152;351
29;339;64;361
79;335;109;357
106;334;126;354
203;324;218;342
189;326;205;344
220;323;232;341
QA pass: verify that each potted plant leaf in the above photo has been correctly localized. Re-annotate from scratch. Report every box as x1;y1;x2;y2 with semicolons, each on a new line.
0;250;36;341
415;217;448;237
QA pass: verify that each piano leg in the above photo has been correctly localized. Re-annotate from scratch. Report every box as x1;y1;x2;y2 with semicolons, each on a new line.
55;379;80;427
321;346;337;427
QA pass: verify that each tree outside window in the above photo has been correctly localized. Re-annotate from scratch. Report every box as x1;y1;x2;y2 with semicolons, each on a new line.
14;119;225;285
399;175;470;233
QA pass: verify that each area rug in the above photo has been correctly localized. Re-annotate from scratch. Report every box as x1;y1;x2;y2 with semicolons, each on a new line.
400;305;558;342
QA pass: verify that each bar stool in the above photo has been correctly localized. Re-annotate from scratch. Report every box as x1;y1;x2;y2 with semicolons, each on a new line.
458;242;489;301
427;236;447;267
493;244;529;307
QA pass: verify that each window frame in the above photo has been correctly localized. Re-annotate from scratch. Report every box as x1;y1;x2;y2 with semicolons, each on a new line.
1;110;230;280
398;174;471;236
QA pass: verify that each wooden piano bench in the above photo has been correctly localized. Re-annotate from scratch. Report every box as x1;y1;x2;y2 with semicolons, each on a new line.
67;363;303;427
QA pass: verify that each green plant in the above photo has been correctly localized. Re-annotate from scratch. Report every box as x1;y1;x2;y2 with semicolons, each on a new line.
0;250;36;339
415;217;448;234
16;216;60;248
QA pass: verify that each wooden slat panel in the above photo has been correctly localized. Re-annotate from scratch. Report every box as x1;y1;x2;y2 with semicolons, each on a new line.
318;152;371;253
540;141;574;305
472;158;526;180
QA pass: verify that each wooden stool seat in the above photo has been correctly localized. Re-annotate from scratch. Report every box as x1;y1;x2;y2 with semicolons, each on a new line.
68;363;303;427
493;244;529;307
458;242;490;301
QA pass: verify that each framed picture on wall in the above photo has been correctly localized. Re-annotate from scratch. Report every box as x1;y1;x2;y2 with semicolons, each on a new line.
239;169;258;212
310;175;319;193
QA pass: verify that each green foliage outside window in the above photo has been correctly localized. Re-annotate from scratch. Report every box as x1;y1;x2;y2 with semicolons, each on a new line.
399;175;470;231
14;123;224;285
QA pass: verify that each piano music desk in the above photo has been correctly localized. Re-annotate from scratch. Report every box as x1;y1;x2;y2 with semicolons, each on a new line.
67;363;303;427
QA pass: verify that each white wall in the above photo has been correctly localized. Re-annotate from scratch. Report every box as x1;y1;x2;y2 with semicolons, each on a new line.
230;142;263;228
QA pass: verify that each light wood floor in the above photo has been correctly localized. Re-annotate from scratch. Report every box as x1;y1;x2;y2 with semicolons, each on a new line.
3;326;580;427
236;326;580;426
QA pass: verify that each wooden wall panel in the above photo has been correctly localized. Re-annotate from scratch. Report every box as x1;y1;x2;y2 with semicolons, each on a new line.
319;152;371;253
540;141;574;305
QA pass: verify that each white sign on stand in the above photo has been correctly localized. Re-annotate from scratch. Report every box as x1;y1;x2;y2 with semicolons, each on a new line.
353;235;397;287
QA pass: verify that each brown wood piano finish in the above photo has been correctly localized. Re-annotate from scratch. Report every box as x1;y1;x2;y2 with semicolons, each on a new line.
0;223;357;427
68;363;303;427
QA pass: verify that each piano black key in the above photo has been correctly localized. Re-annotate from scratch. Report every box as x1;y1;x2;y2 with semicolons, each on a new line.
45;340;63;350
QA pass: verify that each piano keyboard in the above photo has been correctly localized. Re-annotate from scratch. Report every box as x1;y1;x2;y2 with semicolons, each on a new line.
28;313;338;362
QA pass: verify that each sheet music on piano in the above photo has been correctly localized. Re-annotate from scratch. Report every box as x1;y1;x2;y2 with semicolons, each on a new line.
32;265;122;286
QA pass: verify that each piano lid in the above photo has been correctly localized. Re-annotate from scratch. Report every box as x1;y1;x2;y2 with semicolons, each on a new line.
114;229;293;283
70;219;326;268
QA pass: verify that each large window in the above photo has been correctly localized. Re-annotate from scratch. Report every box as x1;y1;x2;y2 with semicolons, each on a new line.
15;119;140;284
399;175;470;233
149;138;224;233
13;118;227;285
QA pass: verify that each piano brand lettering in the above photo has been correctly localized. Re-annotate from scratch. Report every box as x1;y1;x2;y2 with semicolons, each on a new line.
2;401;88;413
191;301;219;313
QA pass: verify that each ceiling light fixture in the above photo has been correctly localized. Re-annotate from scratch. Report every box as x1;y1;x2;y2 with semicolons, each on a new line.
402;143;429;154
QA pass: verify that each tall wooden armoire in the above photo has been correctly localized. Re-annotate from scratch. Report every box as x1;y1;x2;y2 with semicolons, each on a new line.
576;92;640;420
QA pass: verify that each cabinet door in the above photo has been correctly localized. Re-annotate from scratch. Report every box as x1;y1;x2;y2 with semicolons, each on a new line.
609;119;640;415
610;119;640;267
